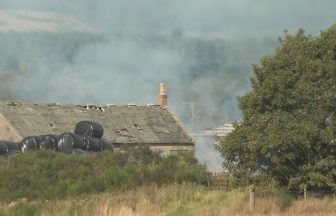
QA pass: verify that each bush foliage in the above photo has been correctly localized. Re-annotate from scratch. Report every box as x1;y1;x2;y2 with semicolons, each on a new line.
0;148;206;201
219;25;336;190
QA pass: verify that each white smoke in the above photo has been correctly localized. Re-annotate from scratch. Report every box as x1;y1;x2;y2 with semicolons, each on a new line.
1;0;336;172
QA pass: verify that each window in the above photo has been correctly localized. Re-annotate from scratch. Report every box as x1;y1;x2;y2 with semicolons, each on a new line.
153;126;169;134
115;129;135;137
169;149;190;154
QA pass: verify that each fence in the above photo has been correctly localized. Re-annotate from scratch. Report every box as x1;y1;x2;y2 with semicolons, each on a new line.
206;172;230;191
204;173;335;213
249;188;336;213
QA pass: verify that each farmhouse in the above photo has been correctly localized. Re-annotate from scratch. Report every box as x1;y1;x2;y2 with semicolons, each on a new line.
0;84;194;154
191;124;234;138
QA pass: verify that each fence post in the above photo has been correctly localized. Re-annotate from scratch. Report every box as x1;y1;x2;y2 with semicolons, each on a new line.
304;188;307;201
249;187;255;213
206;173;210;188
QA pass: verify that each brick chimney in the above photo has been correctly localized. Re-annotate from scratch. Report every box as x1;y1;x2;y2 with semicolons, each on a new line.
157;83;167;107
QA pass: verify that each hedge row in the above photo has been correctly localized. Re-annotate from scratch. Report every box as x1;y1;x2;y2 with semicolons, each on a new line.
0;148;206;201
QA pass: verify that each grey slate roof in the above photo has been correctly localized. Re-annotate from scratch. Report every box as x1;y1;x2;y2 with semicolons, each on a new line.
0;100;194;145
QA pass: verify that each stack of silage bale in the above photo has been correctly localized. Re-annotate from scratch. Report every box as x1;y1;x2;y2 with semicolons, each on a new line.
58;121;114;154
0;141;21;155
21;134;59;152
0;120;115;156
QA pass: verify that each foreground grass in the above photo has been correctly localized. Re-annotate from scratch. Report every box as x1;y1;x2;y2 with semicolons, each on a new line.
0;185;335;216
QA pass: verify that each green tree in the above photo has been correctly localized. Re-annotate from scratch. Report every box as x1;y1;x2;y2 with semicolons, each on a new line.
219;26;336;190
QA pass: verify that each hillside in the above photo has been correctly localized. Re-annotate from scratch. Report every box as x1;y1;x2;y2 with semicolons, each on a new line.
0;9;280;130
0;30;277;127
0;9;95;33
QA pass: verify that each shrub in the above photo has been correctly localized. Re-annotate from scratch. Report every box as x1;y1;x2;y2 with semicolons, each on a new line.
0;148;206;201
275;188;293;211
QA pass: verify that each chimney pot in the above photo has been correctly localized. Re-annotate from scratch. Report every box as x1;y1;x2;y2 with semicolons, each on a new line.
157;83;168;107
160;83;166;94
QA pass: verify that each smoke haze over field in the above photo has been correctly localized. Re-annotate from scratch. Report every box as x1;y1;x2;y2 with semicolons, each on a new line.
0;0;336;38
1;1;336;172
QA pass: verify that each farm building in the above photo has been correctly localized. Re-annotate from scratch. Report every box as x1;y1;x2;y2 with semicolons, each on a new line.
0;83;194;154
191;124;234;139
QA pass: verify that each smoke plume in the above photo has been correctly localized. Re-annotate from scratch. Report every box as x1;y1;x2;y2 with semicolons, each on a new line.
0;0;336;172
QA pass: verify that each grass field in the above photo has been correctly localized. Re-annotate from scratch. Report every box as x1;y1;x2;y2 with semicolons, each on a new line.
0;150;334;215
1;184;335;216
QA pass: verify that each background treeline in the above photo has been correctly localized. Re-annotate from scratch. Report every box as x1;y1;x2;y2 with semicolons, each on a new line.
0;148;206;201
0;32;104;100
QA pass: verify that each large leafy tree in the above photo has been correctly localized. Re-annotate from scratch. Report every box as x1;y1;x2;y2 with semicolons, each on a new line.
219;26;336;190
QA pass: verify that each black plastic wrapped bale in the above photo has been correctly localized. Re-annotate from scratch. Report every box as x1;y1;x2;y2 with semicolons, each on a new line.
86;137;103;152
21;136;42;152
0;141;9;155
101;139;115;151
7;150;22;155
74;121;104;138
57;133;88;154
3;141;21;154
5;141;21;151
39;134;59;150
72;148;88;154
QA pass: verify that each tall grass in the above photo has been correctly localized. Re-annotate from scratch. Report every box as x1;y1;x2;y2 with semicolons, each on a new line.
1;148;335;215
1;185;335;216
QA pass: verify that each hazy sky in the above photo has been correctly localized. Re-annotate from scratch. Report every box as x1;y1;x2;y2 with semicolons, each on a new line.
0;0;335;38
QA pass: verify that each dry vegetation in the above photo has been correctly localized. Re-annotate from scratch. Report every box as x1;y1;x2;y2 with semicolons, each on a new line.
1;185;335;216
0;149;334;215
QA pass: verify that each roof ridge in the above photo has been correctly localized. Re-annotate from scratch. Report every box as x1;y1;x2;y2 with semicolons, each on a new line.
0;100;163;108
